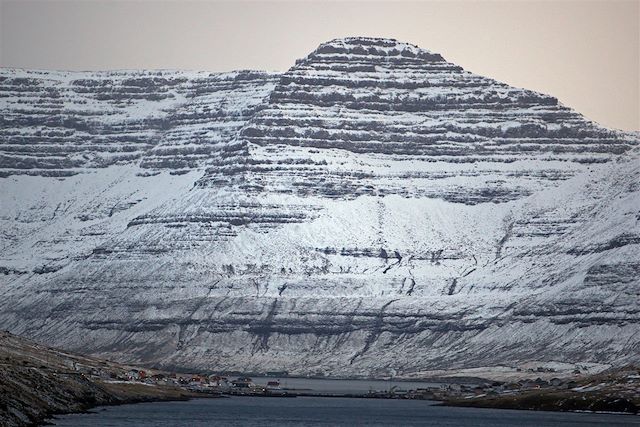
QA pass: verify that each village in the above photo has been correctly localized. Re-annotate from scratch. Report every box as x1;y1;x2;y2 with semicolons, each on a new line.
2;327;638;427
25;335;630;413
75;361;639;410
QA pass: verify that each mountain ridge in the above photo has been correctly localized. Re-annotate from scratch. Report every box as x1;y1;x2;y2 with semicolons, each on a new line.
0;37;638;377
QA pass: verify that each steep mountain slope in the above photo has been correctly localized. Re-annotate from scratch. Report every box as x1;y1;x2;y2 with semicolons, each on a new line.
0;38;638;377
0;69;277;276
0;69;278;176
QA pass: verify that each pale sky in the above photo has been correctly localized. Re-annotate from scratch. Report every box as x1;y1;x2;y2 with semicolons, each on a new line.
1;0;638;131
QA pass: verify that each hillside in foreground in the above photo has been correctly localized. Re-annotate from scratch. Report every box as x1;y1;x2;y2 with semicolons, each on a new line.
0;331;195;427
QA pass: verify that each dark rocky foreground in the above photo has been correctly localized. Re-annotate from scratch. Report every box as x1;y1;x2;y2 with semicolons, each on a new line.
0;331;199;427
443;366;640;415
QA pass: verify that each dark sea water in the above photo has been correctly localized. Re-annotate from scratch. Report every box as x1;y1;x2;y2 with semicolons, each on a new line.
52;396;640;427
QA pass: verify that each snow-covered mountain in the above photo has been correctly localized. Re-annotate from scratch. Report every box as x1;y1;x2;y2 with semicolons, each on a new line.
1;38;638;377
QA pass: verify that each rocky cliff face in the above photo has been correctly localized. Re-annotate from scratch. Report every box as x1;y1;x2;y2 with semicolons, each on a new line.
0;69;278;176
1;38;638;377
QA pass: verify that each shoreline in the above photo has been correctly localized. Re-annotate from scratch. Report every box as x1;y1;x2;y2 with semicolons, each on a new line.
7;370;639;427
42;384;216;426
42;392;195;427
0;331;214;427
440;389;639;415
2;373;209;427
48;393;640;427
439;401;639;417
2;332;638;426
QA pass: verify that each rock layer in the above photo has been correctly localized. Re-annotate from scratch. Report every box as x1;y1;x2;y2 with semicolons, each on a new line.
0;69;277;176
0;38;638;377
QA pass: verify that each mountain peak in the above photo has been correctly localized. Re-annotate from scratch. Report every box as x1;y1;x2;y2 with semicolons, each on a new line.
1;38;638;378
306;36;445;63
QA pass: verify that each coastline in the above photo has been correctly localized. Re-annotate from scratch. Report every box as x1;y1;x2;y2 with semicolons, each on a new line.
0;364;209;427
441;392;639;415
4;367;638;427
2;331;638;426
439;367;640;416
0;331;217;427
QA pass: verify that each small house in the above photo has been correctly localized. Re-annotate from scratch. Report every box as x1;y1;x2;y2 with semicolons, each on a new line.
232;377;255;388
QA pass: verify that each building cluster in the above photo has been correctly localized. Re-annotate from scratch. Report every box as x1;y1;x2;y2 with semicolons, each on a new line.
68;357;639;406
94;367;289;396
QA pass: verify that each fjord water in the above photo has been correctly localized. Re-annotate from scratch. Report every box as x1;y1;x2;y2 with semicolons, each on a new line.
53;397;639;427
